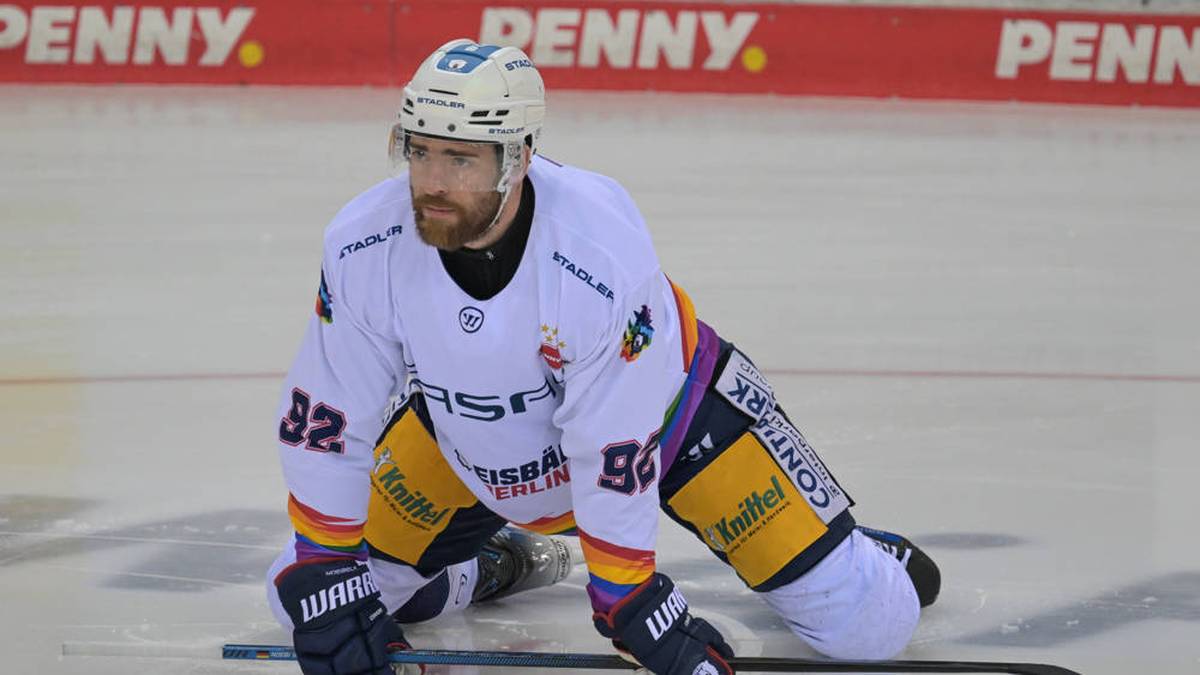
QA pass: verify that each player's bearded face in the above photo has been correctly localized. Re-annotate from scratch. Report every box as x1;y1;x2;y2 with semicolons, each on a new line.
406;136;504;251
412;189;503;250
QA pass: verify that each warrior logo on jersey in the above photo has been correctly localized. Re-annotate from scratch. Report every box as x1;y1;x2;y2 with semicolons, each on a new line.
459;306;484;333
315;270;333;324
540;324;566;370
620;305;654;362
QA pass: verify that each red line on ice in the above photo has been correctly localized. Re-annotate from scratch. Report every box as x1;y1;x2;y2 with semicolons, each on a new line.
0;368;1198;387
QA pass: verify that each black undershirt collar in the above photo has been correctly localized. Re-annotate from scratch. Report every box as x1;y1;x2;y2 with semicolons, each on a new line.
438;177;535;301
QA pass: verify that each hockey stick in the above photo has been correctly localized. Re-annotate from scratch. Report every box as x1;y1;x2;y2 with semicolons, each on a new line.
223;643;1081;674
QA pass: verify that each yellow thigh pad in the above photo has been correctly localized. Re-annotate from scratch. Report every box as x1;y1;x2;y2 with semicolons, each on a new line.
365;407;478;565
667;432;830;587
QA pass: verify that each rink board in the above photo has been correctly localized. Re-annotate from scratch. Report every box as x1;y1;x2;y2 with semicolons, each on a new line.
0;0;1198;106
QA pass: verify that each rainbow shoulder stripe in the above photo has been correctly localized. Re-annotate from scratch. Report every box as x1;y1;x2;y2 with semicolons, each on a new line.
667;277;698;370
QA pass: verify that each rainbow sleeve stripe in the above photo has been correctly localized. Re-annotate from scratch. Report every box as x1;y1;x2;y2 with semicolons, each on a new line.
658;275;722;472
666;277;699;369
517;511;578;536
288;494;367;561
579;528;656;612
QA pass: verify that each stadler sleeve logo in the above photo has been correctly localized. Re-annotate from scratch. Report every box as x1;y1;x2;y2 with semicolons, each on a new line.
338;225;402;259
552;250;615;301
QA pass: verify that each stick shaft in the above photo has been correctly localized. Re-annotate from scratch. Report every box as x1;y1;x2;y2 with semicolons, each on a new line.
222;643;1081;674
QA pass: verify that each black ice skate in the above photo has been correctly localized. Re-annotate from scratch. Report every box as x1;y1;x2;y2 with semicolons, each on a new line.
472;526;574;603
856;526;941;608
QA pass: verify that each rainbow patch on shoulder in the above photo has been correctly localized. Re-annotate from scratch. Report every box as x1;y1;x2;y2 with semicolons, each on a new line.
620;305;654;362
315;270;333;324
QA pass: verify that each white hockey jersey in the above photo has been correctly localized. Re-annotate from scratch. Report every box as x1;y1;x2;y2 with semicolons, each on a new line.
278;155;711;605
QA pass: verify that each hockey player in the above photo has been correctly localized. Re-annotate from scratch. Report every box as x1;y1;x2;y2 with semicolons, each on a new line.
266;39;940;675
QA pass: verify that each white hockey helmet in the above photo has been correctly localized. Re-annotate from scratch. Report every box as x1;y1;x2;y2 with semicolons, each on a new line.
399;39;545;150
391;39;545;194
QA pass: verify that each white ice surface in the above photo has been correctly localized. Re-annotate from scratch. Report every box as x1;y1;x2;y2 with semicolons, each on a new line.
1;86;1198;674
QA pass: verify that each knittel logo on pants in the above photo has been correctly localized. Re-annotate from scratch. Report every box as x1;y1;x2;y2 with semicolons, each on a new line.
372;452;452;528
0;6;262;67
702;475;790;554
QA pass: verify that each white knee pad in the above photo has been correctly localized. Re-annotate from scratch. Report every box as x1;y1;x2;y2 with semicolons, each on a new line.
265;537;479;630
760;529;920;660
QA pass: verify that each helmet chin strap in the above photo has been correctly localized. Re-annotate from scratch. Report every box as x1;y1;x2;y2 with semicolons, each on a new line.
484;186;515;237
467;142;524;247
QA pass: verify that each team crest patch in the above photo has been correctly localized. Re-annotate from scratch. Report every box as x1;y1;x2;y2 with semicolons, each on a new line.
315;270;333;324
540;324;566;370
620;305;654;362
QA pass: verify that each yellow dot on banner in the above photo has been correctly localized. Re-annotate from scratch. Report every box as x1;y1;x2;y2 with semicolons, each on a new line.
741;45;767;73
239;41;265;68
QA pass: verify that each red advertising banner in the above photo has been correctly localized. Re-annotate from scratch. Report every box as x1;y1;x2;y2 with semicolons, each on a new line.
0;1;394;85
0;0;1197;107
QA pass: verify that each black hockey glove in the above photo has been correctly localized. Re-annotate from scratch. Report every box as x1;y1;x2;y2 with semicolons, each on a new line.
276;559;421;675
593;573;735;675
